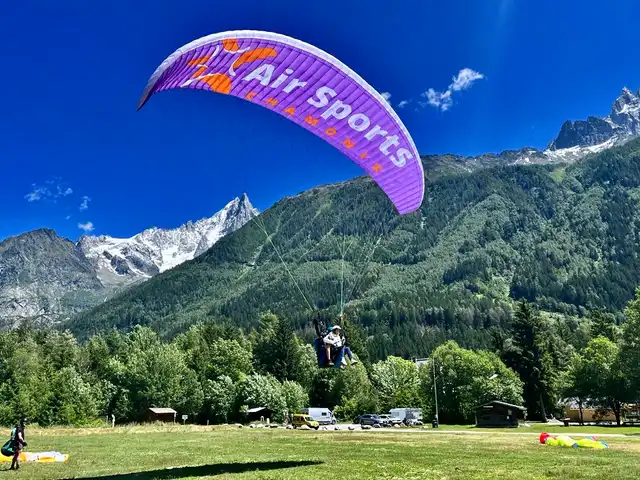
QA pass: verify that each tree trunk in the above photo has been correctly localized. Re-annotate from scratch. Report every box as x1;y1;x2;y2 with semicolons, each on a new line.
539;393;547;422
614;401;621;426
578;400;584;426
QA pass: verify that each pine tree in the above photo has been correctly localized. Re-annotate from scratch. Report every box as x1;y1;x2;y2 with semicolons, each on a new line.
253;313;301;383
501;300;554;420
588;308;618;342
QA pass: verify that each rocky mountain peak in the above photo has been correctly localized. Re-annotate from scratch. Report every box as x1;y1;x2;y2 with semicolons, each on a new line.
547;116;615;151
16;228;60;243
546;85;639;152
78;194;259;289
612;87;639;115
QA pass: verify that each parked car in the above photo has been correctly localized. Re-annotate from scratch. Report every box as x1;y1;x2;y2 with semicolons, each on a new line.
357;414;383;427
379;414;401;426
292;414;319;430
378;414;395;427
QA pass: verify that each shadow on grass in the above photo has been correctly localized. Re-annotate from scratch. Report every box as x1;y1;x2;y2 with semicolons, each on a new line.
63;460;323;479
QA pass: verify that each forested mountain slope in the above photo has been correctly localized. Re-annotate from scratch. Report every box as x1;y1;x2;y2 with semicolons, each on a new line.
69;138;640;355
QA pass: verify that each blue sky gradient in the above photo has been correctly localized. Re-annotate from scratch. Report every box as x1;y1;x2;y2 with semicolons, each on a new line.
1;0;639;241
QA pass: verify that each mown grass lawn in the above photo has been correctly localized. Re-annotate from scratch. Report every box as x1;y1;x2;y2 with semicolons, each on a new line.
1;425;639;479
431;423;640;435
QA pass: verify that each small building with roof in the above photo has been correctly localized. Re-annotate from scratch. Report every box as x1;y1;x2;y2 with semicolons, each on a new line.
146;407;177;423
475;400;527;428
246;406;275;423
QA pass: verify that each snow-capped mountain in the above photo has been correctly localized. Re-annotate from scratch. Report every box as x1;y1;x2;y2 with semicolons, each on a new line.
0;195;258;327
549;87;640;151
77;194;258;289
543;87;640;162
422;87;640;174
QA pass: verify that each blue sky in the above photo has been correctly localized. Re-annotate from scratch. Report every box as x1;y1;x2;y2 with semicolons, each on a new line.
1;0;639;241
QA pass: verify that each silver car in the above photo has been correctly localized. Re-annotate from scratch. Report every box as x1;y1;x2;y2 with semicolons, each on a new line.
378;414;395;427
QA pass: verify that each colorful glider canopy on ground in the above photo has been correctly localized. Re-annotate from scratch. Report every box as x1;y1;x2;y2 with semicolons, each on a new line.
0;451;69;463
138;30;424;215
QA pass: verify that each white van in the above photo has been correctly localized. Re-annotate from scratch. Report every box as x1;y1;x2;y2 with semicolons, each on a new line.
301;408;337;425
389;408;423;424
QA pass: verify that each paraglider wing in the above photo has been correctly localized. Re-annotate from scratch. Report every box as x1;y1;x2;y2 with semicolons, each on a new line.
138;30;424;215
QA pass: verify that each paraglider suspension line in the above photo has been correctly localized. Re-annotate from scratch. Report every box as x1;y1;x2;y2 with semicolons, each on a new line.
334;185;391;314
343;234;383;306
338;236;356;316
340;251;344;315
252;216;314;311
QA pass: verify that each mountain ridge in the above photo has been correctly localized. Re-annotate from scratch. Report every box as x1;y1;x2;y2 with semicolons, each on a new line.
77;193;258;289
69;136;640;343
547;87;639;151
0;228;103;328
0;194;259;327
422;87;640;175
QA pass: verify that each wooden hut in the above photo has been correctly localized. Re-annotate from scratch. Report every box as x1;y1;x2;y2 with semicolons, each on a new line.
246;407;274;423
475;401;526;428
146;407;177;423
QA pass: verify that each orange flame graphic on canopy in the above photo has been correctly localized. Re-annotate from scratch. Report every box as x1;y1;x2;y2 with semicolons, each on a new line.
182;39;278;94
230;48;278;73
222;39;241;52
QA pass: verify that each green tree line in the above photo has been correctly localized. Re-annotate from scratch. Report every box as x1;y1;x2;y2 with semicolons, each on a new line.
3;288;640;427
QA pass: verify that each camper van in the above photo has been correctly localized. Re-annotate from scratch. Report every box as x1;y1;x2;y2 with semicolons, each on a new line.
301;408;337;425
389;408;423;425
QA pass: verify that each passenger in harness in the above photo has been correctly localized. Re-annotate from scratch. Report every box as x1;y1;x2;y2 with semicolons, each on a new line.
336;329;357;365
332;314;358;365
323;325;344;368
313;317;344;368
1;418;28;470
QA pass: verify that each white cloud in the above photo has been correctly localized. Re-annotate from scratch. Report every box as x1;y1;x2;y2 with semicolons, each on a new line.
422;88;454;112
79;196;91;211
397;100;410;108
420;67;485;112
450;68;485;92
78;221;94;233
24;185;50;202
65;215;71;220
381;92;392;103
24;178;75;202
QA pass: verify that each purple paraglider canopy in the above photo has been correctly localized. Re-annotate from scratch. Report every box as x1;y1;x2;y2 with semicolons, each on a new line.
138;30;424;215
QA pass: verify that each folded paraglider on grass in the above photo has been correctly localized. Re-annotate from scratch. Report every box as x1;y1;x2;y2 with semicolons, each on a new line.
539;432;609;449
0;451;69;463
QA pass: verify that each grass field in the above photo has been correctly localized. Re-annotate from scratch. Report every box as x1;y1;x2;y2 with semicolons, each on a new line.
428;423;640;435
2;425;640;479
